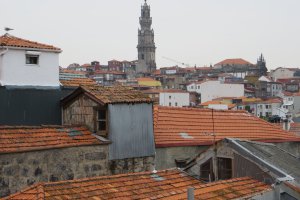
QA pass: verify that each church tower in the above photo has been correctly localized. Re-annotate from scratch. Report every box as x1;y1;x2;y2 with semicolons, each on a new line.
136;0;156;73
257;53;268;76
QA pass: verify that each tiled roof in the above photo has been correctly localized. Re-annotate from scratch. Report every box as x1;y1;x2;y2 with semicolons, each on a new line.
93;70;125;75
153;106;300;147
290;122;300;136
215;58;253;66
60;78;97;87
0;34;61;51
0;126;108;154
62;85;152;105
4;169;271;200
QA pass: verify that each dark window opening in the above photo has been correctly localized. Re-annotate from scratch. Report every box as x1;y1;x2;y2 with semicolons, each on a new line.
98;110;107;132
200;158;214;182
26;54;39;65
217;157;232;180
141;54;144;60
175;158;189;168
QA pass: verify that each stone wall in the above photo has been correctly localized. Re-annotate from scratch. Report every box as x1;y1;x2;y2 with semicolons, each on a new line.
109;156;155;175
155;146;209;170
0;145;109;197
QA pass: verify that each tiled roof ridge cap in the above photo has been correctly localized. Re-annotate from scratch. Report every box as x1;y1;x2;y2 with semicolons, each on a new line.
43;168;181;187
0;33;61;51
154;105;248;114
0;124;86;130
3;182;44;200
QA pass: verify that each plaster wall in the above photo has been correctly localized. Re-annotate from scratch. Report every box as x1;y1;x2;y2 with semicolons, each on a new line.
0;49;59;86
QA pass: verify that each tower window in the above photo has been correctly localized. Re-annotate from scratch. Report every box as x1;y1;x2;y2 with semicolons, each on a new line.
141;54;144;60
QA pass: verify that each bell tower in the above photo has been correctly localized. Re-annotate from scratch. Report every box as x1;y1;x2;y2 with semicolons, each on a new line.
136;0;156;73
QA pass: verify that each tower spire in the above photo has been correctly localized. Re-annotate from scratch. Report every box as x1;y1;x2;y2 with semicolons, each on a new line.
136;0;156;73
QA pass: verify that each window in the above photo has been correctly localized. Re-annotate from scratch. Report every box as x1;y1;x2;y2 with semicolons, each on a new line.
169;96;171;99
197;85;200;89
97;110;107;132
175;102;178;106
26;54;39;65
217;157;232;180
141;54;144;60
169;102;171;106
200;158;214;182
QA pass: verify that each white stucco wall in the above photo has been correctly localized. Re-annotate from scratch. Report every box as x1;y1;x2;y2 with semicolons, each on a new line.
187;81;244;103
271;68;295;81
159;92;190;107
0;48;60;87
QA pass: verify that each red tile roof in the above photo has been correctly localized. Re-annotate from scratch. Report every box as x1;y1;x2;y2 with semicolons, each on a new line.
290;122;300;136
93;70;125;75
61;85;152;105
0;34;61;51
60;78;97;87
3;169;271;200
154;106;300;147
0;126;108;154
215;58;253;66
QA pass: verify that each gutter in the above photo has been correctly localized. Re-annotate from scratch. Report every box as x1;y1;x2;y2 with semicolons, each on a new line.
1;46;62;53
228;138;294;182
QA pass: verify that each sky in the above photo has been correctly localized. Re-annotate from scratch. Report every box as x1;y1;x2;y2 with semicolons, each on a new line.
1;0;300;69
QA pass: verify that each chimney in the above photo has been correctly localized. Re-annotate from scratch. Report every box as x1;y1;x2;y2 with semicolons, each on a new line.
187;187;194;200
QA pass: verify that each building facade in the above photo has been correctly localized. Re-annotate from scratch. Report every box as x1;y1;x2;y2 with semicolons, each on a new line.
0;34;61;87
187;80;244;103
136;0;156;73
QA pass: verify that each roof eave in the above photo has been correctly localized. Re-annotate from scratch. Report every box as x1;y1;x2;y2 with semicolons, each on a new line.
0;45;62;53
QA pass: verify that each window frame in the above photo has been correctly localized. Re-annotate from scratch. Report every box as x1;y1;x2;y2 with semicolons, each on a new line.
25;51;41;66
96;108;108;136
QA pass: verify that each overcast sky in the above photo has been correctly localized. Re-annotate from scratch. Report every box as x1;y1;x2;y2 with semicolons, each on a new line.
1;0;300;69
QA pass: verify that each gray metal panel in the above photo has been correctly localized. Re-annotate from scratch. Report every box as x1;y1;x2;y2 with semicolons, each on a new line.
108;103;155;160
0;87;73;125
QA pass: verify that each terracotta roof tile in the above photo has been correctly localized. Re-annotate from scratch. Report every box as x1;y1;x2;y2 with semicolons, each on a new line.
3;170;271;200
62;85;152;105
215;58;253;66
60;78;97;87
0;34;61;51
290;122;300;136
0;126;108;154
154;106;300;147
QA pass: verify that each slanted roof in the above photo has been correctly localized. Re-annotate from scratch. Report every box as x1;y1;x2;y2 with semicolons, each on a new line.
136;77;162;87
215;58;253;66
0;33;61;51
60;78;97;87
4;169;271;200
61;85;152;105
153;106;300;147
228;138;300;183
0;126;109;154
290;123;300;136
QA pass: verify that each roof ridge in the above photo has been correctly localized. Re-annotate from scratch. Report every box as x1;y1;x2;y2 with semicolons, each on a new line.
43;168;181;187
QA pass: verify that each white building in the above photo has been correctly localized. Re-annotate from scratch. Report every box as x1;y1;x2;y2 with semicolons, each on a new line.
187;80;244;103
159;90;190;107
253;99;283;118
270;67;298;81
0;34;61;87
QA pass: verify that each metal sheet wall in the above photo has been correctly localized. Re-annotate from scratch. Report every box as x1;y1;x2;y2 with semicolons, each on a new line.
108;103;155;160
0;87;73;125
